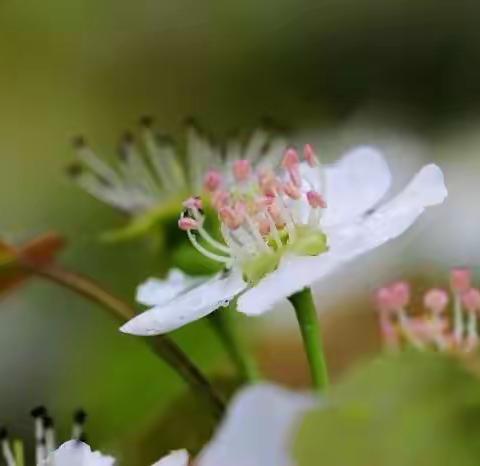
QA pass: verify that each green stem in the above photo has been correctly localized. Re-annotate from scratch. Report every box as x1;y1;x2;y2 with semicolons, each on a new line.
207;303;259;382
23;262;225;419
288;287;329;392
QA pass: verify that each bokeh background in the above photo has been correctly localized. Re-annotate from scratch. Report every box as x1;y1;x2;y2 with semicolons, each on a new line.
0;1;479;463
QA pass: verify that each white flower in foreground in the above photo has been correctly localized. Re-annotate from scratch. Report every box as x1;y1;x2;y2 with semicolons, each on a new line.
39;441;115;466
153;383;316;466
121;145;447;336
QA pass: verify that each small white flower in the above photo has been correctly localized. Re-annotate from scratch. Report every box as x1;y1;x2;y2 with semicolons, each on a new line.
121;145;447;336
0;406;113;466
39;441;115;466
152;383;316;466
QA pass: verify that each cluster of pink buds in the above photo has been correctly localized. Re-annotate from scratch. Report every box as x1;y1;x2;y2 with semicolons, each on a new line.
375;268;480;353
178;145;327;270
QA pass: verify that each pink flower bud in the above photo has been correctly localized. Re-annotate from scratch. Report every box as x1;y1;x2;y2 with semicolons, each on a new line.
303;144;318;167
462;288;480;313
233;159;252;182
390;281;410;308
178;217;199;231
423;288;449;314
306;190;327;209
203;170;222;192
450;267;472;294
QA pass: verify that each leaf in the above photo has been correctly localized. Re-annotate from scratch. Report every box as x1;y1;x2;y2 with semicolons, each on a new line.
295;351;480;466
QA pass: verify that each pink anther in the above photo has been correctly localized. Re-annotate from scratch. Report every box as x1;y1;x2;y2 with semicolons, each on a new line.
233;159;252;182
390;281;411;308
450;267;472;294
283;181;302;200
178;217;199;231
203;169;223;192
306;190;327;208
423;288;449;314
182;197;203;210
303;144;319;167
462;288;480;313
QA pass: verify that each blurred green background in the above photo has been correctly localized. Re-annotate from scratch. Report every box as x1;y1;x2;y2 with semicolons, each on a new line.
0;0;478;463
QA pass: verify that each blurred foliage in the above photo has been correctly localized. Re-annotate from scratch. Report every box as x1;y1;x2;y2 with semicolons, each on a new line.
295;351;480;466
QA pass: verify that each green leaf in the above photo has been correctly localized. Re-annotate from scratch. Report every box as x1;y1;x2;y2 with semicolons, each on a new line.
295;351;480;466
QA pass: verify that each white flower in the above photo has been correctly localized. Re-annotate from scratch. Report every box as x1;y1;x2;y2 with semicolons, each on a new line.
152;383;316;466
121;145;447;336
39;441;115;466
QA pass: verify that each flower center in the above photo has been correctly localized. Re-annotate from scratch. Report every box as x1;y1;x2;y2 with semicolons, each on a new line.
178;145;329;284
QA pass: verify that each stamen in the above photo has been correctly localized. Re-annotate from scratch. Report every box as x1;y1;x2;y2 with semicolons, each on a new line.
182;197;203;210
186;230;232;265
265;213;283;249
219;206;244;230
0;428;16;466
43;416;56;455
424;288;450;350
243;212;271;253
306;191;327;209
303;144;319;167
423;288;449;315
450;267;472;294
233;159;252;182
178;217;200;231
462;288;480;351
72;409;87;440
118;133;159;199
140;118;187;192
390;281;411;309
282;148;301;187
184;203;232;254
283;181;301;200
72;136;122;186
211;190;229;209
374;287;395;314
204;170;223;192
31;406;47;464
275;197;297;243
258;169;280;196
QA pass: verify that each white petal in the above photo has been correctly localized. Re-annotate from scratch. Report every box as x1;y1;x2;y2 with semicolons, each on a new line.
197;383;317;466
237;253;342;316
318;146;392;227
136;269;206;306
237;164;447;316
326;163;448;255
151;450;189;466
121;269;247;335
39;441;115;466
